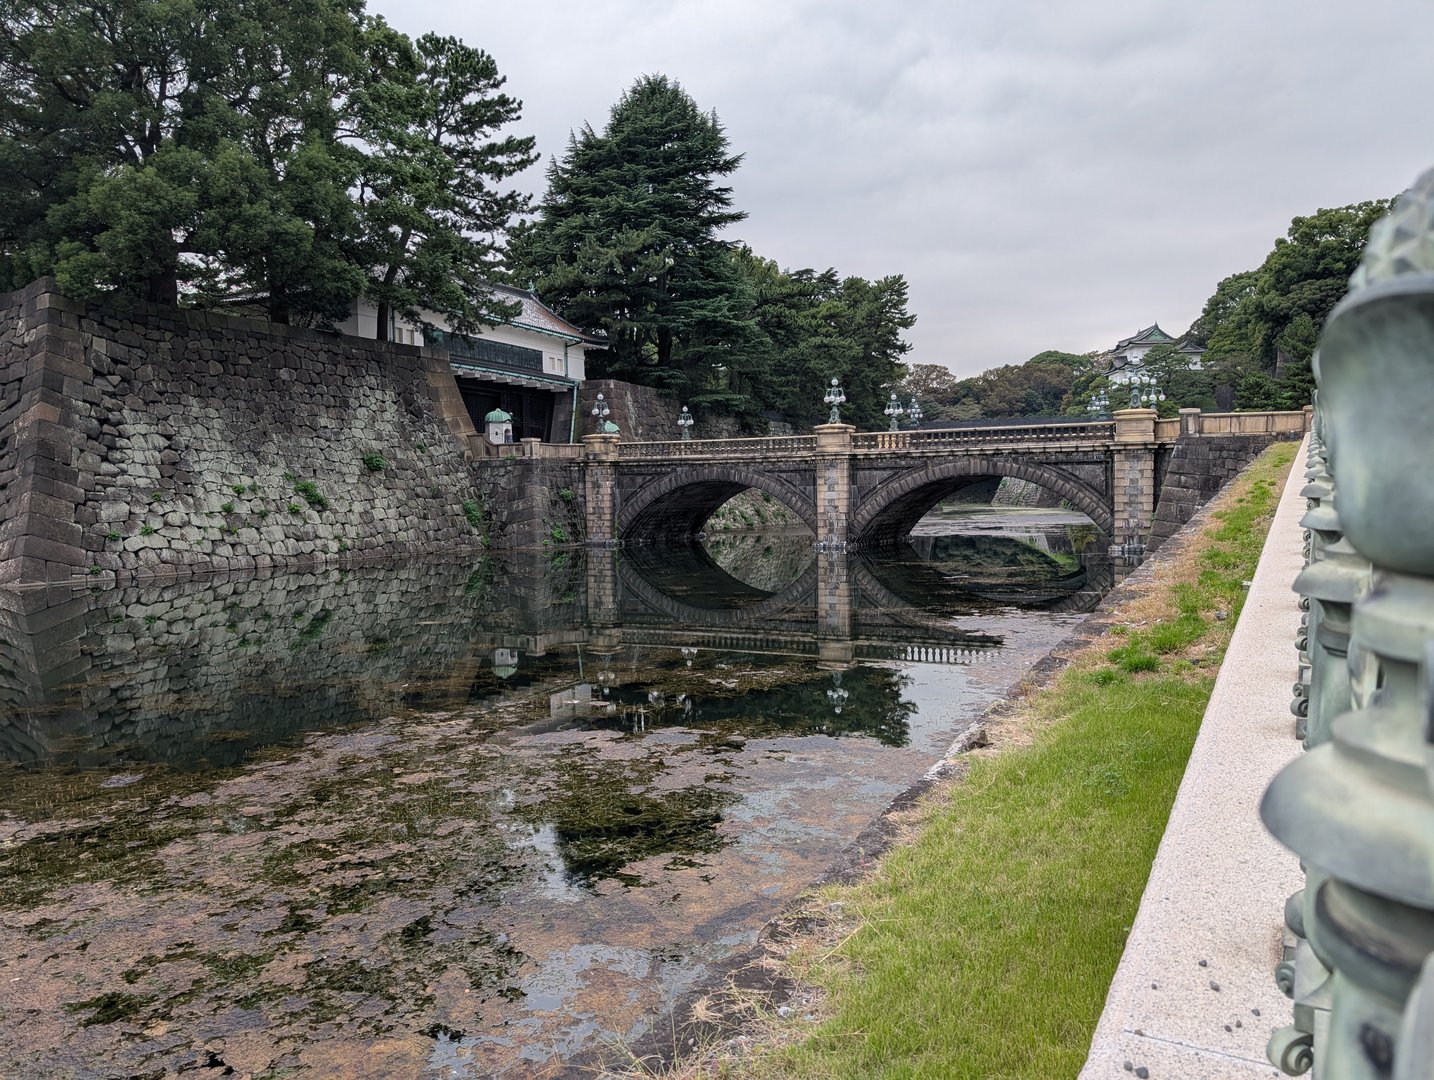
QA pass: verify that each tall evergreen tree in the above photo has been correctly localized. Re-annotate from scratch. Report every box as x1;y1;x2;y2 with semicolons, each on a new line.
730;247;915;430
516;74;754;400
2;2;536;330
190;0;366;324
0;0;237;299
349;24;535;340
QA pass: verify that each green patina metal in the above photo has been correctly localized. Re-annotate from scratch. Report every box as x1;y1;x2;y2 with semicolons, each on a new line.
1262;165;1434;1077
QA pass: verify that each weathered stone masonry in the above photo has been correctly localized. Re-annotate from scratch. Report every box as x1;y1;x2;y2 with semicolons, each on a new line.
0;554;590;768
1146;407;1307;551
0;280;577;585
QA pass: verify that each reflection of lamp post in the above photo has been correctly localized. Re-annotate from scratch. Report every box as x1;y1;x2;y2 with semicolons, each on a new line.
908;398;923;425
677;405;694;441
680;646;698;669
883;391;905;431
826;671;849;715
824;378;847;424
492;647;519;679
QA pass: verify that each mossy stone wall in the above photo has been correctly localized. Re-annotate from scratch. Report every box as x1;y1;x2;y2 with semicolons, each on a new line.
0;281;497;584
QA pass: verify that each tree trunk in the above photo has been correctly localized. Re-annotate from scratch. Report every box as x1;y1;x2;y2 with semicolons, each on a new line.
269;278;290;325
657;325;673;369
144;264;179;306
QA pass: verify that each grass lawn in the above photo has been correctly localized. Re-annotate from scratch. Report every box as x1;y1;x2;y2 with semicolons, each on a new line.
707;440;1298;1080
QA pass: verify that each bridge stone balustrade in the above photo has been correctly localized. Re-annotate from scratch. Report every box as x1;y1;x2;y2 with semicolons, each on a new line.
523;408;1308;554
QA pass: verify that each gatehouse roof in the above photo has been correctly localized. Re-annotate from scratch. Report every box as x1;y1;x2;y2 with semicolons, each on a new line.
491;284;605;346
1113;324;1176;352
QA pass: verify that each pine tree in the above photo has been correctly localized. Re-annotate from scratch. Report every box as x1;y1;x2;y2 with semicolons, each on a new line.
349;24;536;340
517;74;755;401
0;0;365;321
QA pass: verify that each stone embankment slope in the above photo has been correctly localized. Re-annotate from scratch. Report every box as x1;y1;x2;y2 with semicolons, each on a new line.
1080;437;1308;1078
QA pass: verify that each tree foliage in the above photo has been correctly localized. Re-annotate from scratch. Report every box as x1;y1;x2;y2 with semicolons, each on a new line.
907;350;1094;420
0;0;533;332
1140;343;1215;415
1193;200;1390;408
894;363;960;414
1;0;367;319
699;249;912;429
349;25;535;338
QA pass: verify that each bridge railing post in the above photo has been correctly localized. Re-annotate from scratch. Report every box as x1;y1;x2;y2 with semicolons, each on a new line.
1260;168;1434;1077
1179;407;1201;436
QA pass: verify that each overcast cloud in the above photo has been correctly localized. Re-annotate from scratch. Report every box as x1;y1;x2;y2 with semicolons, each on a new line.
369;0;1434;377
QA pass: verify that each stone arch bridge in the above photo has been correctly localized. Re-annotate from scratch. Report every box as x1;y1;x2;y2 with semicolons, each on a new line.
519;408;1309;554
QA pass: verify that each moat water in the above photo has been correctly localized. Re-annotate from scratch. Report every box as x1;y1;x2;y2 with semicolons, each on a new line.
0;509;1111;1078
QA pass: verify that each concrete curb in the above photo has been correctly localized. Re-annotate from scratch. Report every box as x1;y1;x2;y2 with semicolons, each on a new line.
1079;436;1309;1079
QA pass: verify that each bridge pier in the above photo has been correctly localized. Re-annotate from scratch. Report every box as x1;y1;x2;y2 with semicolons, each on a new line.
814;423;856;550
582;433;621;545
1111;408;1159;558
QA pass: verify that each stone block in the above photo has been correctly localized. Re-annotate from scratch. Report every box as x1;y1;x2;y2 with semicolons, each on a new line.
13;533;88;567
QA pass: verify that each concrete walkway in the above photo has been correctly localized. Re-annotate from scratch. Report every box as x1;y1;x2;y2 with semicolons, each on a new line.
1080;438;1309;1079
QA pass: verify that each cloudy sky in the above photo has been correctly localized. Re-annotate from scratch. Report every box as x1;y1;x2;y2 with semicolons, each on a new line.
370;0;1434;377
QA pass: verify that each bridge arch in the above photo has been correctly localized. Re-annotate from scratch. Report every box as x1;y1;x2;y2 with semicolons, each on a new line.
853;456;1113;546
617;465;817;543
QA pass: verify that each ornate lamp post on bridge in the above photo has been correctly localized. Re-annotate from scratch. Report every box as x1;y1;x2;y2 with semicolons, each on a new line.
1087;389;1110;418
1128;369;1164;409
908;398;924;425
591;392;619;434
883;391;906;431
824;378;847;424
677;405;694;441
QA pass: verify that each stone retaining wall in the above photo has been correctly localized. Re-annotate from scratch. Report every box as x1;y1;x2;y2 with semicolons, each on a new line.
990;477;1065;509
578;379;742;441
0;287;42;581
472;457;586;547
1147;432;1300;551
0;280;496;585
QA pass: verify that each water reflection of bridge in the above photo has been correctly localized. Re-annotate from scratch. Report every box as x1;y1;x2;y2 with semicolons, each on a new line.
0;542;1106;768
605;627;998;667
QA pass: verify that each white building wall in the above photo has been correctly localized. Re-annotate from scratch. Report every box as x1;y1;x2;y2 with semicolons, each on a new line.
332;300;423;345
334;299;586;380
